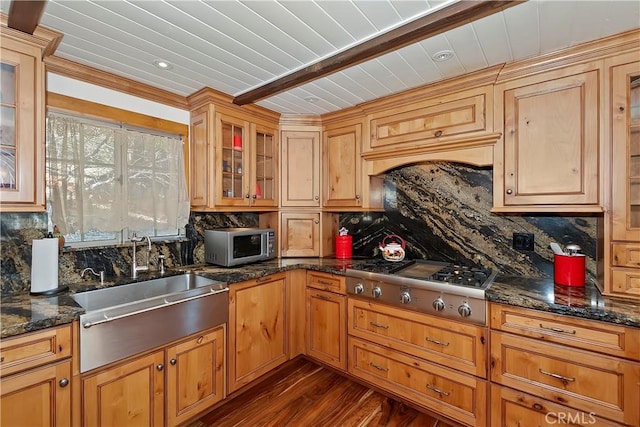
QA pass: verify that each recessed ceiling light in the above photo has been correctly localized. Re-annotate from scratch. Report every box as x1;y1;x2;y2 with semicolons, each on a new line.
153;59;172;70
432;50;453;62
304;96;320;103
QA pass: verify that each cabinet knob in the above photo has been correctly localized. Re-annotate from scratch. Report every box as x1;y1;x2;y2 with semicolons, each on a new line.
252;194;257;199
506;189;513;195
314;220;320;224
355;195;360;199
170;358;177;365
59;378;69;387
619;105;625;112
245;194;250;199
434;130;443;137
314;196;319;201
156;363;164;371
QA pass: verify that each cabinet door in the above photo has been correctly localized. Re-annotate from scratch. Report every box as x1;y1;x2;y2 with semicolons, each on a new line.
228;275;287;392
189;108;212;208
0;41;43;209
250;123;278;207
501;70;599;207
83;351;165;427
306;289;346;370
611;61;640;242
1;360;71;427
280;131;320;207
280;212;320;257
323;123;362;208
166;326;225;426
216;113;250;207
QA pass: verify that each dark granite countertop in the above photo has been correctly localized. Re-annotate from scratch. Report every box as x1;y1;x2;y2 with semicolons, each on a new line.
2;258;639;339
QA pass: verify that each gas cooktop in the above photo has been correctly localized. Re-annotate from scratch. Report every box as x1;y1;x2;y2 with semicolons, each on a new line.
345;259;498;325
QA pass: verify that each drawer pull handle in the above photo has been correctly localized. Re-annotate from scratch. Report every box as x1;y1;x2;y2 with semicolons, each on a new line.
369;321;389;329
0;356;4;363
197;336;204;344
425;337;449;346
256;276;272;283
426;384;449;396
539;324;576;335
315;294;331;301
539;369;575;384
369;362;388;372
317;280;333;285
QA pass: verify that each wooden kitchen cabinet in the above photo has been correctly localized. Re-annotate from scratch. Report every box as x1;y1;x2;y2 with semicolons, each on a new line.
279;211;337;257
0;24;59;211
187;90;279;211
490;384;622;427
322;121;362;208
602;58;640;298
280;130;321;207
348;298;488;378
0;325;73;426
493;63;601;212
306;272;347;370
489;304;640;426
82;350;165;427
349;337;488;427
81;325;225;427
166;326;225;426
228;273;288;393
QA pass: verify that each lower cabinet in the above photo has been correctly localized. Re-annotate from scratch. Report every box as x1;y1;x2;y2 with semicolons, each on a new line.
82;325;225;427
1;360;72;426
490;384;623;427
306;288;347;370
0;324;72;427
349;337;488;427
228;274;288;393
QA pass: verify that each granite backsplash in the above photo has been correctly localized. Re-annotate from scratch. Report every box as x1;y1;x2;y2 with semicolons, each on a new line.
1;162;599;294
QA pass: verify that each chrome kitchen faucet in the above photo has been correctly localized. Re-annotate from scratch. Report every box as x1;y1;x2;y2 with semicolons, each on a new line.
131;232;151;278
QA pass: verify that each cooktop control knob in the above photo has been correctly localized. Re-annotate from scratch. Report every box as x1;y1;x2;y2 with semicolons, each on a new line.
458;302;472;317
372;286;382;298
432;298;445;311
354;283;364;295
400;291;411;304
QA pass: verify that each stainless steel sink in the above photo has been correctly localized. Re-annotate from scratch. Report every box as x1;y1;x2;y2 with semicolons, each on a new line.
72;273;225;313
73;273;229;373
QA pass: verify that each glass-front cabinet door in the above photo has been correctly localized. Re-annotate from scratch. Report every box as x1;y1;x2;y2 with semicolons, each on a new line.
612;63;640;241
251;124;277;207
216;113;248;207
0;45;40;207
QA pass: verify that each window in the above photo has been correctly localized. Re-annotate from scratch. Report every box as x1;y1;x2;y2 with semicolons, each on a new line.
46;111;190;246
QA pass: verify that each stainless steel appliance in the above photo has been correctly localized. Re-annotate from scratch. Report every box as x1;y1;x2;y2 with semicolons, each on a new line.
346;260;496;325
205;227;276;267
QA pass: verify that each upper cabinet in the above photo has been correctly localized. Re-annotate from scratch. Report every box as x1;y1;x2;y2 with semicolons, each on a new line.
493;63;602;212
280;130;321;207
187;89;279;211
0;23;60;211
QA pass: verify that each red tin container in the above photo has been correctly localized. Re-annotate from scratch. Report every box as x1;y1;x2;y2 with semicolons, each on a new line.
335;235;352;259
553;254;586;287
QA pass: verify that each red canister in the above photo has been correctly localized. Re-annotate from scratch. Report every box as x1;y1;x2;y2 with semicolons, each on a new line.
553;254;586;287
335;235;353;259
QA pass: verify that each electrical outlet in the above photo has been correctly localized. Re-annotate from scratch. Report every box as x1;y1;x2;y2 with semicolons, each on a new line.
513;232;535;251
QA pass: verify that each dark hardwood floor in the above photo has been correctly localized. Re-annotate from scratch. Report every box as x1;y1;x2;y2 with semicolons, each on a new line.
190;358;454;427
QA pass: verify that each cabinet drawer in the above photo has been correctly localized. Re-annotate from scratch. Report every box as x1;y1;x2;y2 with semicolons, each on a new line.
612;243;640;268
369;92;488;149
490;384;622;427
611;268;640;297
349;299;487;378
490;303;640;361
490;331;640;425
306;271;345;294
348;337;487;427
0;325;72;377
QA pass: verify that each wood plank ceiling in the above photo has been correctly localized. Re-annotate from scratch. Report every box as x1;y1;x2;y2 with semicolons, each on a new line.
2;0;639;114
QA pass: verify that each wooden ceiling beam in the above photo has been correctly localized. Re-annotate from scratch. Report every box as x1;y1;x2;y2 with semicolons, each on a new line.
7;0;47;35
233;0;524;106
